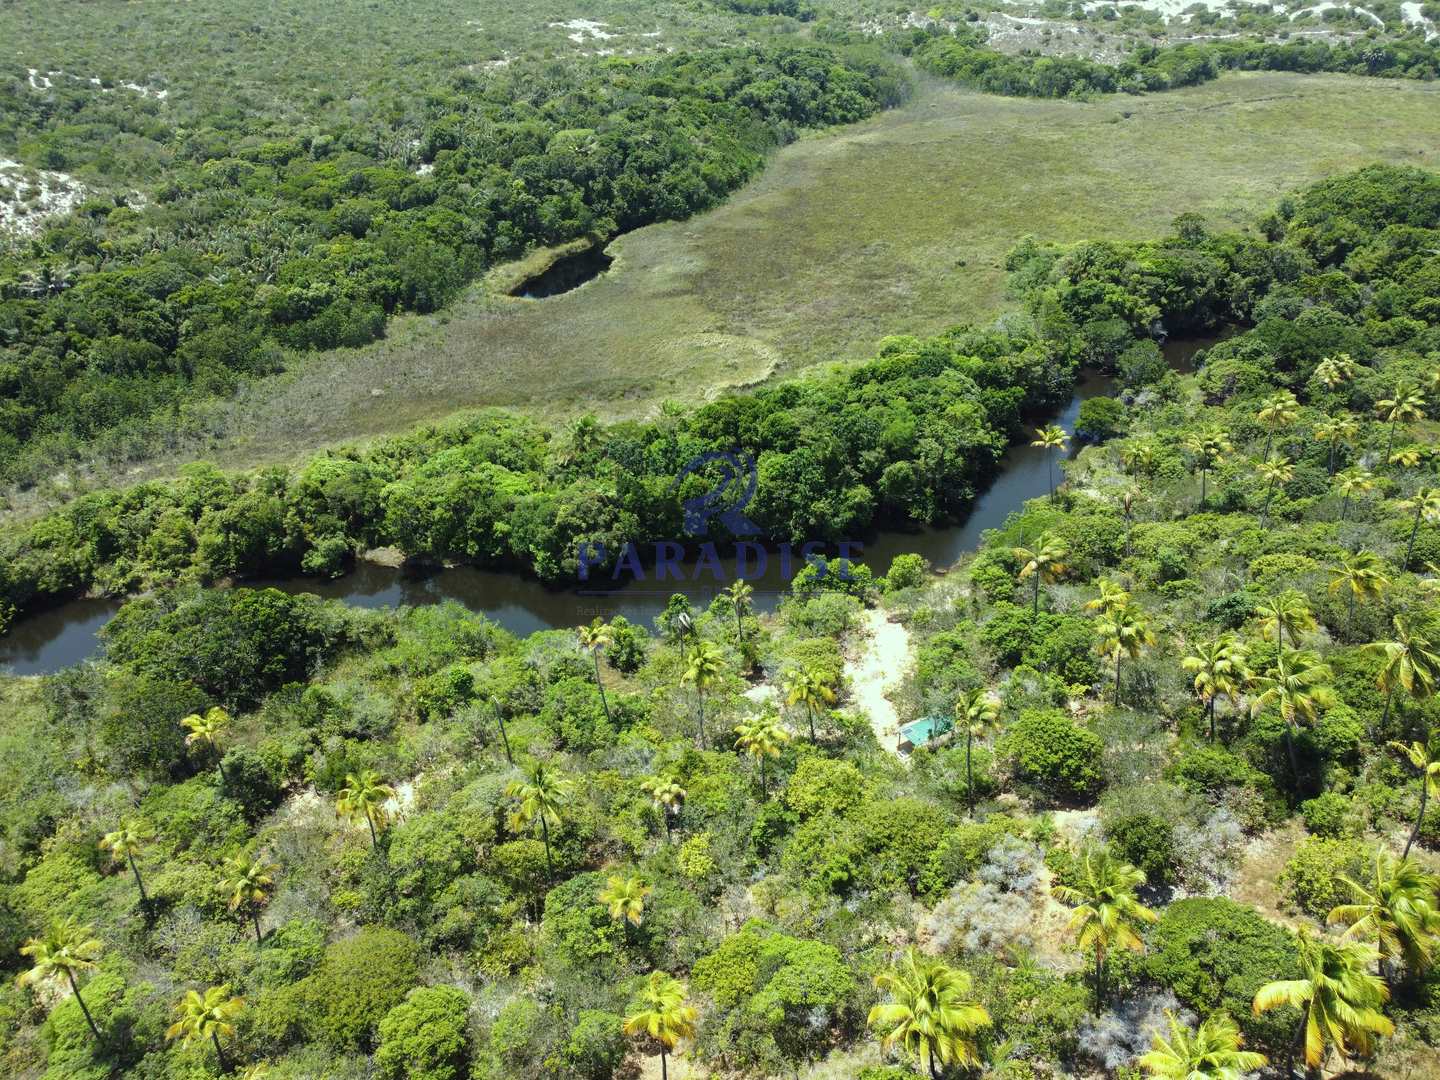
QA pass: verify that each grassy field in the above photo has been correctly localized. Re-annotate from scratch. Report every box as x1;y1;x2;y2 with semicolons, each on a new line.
148;71;1440;471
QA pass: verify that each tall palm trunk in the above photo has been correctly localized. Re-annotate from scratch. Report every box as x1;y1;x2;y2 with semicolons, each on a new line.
1406;773;1428;859
696;689;707;750
366;813;379;850
540;813;554;879
1380;688;1395;732
1033;573;1041;616
496;712;513;765
1406;504;1424;568
966;731;976;817
1284;723;1301;791
1114;651;1123;707
593;653;612;725
805;704;817;743
211;1029;229;1073
127;852;149;909
252;910;263;945
67;971;102;1041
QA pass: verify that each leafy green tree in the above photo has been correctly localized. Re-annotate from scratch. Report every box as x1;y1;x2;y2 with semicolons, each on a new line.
640;775;686;843
1252;929;1393;1073
1326;550;1390;639
1013;533;1068;617
724;579;754;648
577;619;614;726
1031;423;1070;501
337;769;396;850
1052;846;1157;1011
1328;849;1440;981
1313;353;1358;391
867;948;991;1078
376;985;472;1080
221;851;278;944
507;762;572;878
623;972;698;1080
1399;487;1440;568
956;689;1001;816
1390;738;1440;858
735;709;791;797
1138;1012;1266;1080
683;639;726;750
17;918;104;1041
182;705;232;783
1096;605;1154;706
1365;616;1440;730
782;664;836;742
167;985;245;1073
1377;381;1426;459
1182;635;1248;741
1333;466;1375;522
597;875;652;928
99;822;151;911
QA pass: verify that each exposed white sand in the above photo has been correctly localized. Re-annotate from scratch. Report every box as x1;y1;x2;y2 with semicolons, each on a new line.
550;18;615;43
0;159;85;238
845;606;912;756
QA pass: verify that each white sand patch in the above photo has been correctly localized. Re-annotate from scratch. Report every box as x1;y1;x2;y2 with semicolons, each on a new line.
1401;1;1439;36
1082;0;1236;19
551;18;615;43
0;158;86;238
845;606;912;756
743;682;778;707
24;68;168;100
1290;0;1383;22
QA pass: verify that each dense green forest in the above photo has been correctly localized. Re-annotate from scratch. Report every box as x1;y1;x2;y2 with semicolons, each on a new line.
2;163;1440;1078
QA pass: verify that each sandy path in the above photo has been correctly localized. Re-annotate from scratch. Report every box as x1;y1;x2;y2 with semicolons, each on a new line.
846;607;913;755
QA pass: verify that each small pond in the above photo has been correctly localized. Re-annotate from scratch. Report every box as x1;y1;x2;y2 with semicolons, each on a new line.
510;245;613;298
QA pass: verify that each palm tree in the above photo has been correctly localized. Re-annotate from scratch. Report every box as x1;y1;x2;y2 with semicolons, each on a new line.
1314;415;1359;475
167;985;245;1073
181;706;231;783
1253;928;1393;1073
1052;846;1157;1012
1390;738;1440;858
1333;466;1375;523
724;579;754;647
782;664;836;742
623;972;698;1080
1013;533;1068;617
99;822;151;911
640;775;686;843
1399;487;1440;568
682;639;726;750
868;948;992;1079
734;709;790;796
1377;381;1427;459
1138;1011;1267;1080
956;689;1001;816
1313;353;1358;392
1096;605;1154;707
1329;849;1440;981
577;618;614;726
1185;431;1233;503
668;609;697;663
1250;647;1336;789
1256;390;1299;461
598;874;652;928
1389;443;1427;471
221;852;278;945
506;762;571;878
17;919;104;1041
1326;550;1391;640
1119;486;1141;557
1182;635;1248;741
336;769;396;850
1032;423;1070;501
1085;578;1131;618
1366;616;1440;731
1256;457;1294;527
1252;590;1316;650
1120;439;1158;477
488;695;514;766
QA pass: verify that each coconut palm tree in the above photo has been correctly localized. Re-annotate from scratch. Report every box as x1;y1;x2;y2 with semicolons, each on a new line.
1366;616;1440;731
1256;390;1299;461
868;948;992;1078
17;919;104;1041
1391;738;1440;858
1256;457;1294;527
1085;578;1132;618
506;761;571;878
782;664;836;742
99;822;151;911
1313;353;1358;392
1053;847;1156;1012
1253;928;1394;1073
1399;487;1440;568
166;985;245;1073
724;579;754;648
1389;444;1427;471
956;688;1002;816
1138;1011;1267;1080
1326;550;1391;640
1182;635;1248;741
640;775;686;843
220;851;278;945
1120;439;1158;477
623;972;698;1080
734;709;790;796
1250;647;1336;789
1119;486;1141;557
1013;533;1068;617
682;639;726;750
488;695;514;766
1377;381;1427;459
1096;605;1154;707
1329;849;1440;981
1185;431;1233;503
336;769;396;850
598;874;652;928
1334;466;1375;523
1032;423;1070;501
577;618;614;726
1314;415;1359;475
181;706;231;783
1252;590;1316;650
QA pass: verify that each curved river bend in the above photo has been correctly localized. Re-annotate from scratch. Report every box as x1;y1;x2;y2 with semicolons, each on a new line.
0;340;1214;675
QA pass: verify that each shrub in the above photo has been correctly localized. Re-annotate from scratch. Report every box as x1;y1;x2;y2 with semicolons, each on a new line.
376;985;472;1080
884;553;929;592
1279;837;1367;920
1104;810;1177;886
1300;791;1356;838
282;927;423;1051
1000;708;1105;804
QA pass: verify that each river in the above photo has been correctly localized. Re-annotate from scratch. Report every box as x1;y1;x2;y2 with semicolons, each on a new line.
0;338;1216;675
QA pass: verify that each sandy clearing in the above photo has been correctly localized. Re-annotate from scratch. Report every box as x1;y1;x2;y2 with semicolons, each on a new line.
846;606;912;756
